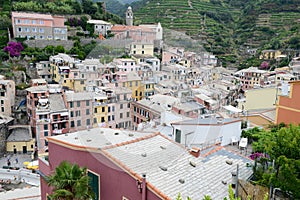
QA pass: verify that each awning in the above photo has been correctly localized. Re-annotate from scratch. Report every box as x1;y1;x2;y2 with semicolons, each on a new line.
223;105;242;113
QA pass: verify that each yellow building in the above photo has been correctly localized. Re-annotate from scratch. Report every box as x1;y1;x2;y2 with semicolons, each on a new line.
259;50;282;60
238;87;280;111
120;72;144;101
179;59;191;68
130;43;154;56
143;80;155;97
6;125;35;153
93;95;108;128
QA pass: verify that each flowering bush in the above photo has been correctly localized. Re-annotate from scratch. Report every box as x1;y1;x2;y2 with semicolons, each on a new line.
249;152;269;161
3;42;24;57
260;61;269;69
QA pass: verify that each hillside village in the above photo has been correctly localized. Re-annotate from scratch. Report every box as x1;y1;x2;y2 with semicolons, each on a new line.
0;1;300;200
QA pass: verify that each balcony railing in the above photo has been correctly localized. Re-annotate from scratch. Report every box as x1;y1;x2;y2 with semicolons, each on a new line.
36;118;51;123
52;128;68;135
51;117;69;123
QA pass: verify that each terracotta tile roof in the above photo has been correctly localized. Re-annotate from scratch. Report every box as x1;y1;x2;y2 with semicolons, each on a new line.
111;25;153;32
11;12;54;20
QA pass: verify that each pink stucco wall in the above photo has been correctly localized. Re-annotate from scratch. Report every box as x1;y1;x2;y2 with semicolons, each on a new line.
40;141;162;200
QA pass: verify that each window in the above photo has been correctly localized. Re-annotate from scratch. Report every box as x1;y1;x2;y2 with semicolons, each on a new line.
101;117;105;122
135;81;138;86
24;19;30;24
112;106;115;112
48;35;52;39
18;27;22;32
70;102;73;108
102;107;105;112
77;120;81;126
76;110;81;117
39;28;44;33
40;20;44;24
77;101;80;107
108;107;111;113
44;124;48;130
142;51;144;54
127;103;130;108
44;131;48;137
112;115;115;120
108;116;111;121
127;112;130;118
24;28;30;32
129;82;132;87
175;129;181;143
32;20;36;24
94;118;97;123
70;111;74;117
94;108;97;113
120;104;123;109
40;35;44;39
71;121;75;127
32;28;37;32
120;113;123;118
16;19;21;24
88;171;99;200
86;109;90;115
86;119;90;126
80;80;84;85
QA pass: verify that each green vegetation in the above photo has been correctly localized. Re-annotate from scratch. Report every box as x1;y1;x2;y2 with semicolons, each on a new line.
11;0;124;24
46;160;95;200
133;0;300;67
245;124;300;199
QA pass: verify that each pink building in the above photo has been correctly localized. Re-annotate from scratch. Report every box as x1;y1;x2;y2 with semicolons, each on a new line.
111;25;156;43
0;77;15;116
11;12;67;40
65;91;93;133
39;128;253;200
26;84;69;153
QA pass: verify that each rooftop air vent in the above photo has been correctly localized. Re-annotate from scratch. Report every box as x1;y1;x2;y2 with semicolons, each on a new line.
160;146;166;150
226;160;233;165
179;179;185;184
100;131;104;134
141;153;147;157
86;139;92;142
189;161;196;167
106;142;112;145
128;133;134;137
114;132;119;135
74;137;78;140
159;166;167;171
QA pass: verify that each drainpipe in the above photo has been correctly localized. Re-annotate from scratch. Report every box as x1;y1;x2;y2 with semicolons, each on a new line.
142;174;147;200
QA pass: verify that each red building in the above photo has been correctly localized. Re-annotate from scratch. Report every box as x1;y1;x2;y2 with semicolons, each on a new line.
39;128;253;200
276;81;300;124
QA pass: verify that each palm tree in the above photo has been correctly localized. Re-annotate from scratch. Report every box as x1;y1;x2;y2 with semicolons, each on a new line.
47;160;95;200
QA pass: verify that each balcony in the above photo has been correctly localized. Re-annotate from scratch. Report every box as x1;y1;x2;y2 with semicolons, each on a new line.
94;102;107;106
52;128;68;135
36;118;51;124
51;116;69;123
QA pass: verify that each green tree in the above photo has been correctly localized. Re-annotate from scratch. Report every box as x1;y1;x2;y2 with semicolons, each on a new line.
252;125;300;199
55;45;65;54
47;161;95;200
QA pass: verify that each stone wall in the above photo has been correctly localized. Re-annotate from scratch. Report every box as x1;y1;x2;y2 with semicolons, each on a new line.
24;40;74;50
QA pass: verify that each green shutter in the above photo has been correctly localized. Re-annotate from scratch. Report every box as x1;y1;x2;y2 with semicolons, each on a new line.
88;171;99;200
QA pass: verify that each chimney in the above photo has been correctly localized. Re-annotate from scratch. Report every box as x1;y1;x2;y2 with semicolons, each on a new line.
189;147;200;158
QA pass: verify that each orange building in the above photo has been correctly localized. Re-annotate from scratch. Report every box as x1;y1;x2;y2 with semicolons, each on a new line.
276;81;300;124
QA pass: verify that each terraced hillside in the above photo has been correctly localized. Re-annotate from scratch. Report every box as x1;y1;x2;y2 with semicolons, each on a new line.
133;0;300;67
